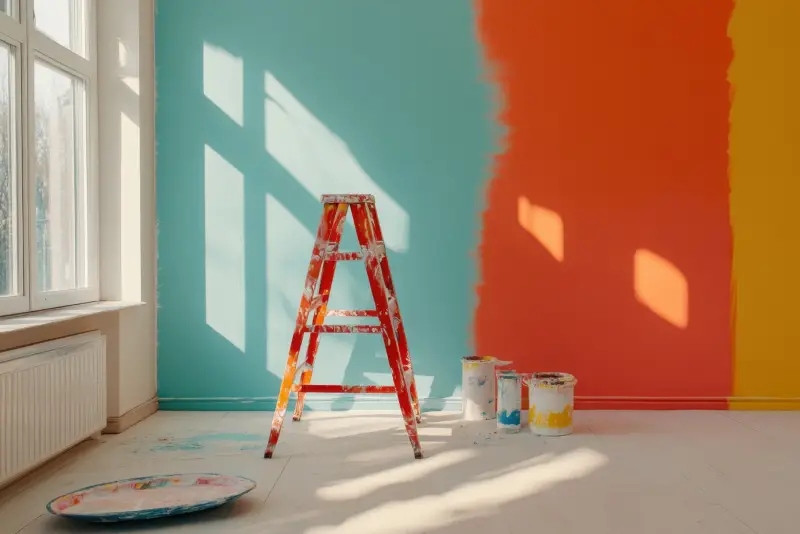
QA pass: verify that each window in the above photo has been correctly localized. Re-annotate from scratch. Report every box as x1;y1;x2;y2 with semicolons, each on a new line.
34;0;85;57
0;0;97;316
0;41;17;299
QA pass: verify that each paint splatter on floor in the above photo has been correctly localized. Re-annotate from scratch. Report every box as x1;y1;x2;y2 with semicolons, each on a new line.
472;429;510;446
149;433;266;454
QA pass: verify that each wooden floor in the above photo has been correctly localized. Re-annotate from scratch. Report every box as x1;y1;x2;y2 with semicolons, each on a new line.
1;410;799;533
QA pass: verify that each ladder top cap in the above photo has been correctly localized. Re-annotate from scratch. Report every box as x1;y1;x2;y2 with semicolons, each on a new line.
321;194;375;204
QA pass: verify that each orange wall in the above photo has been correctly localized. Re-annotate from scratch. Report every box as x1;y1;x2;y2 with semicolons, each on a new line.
475;0;735;408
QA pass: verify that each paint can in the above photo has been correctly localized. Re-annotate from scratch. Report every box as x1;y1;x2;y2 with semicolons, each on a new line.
526;372;577;436
496;371;521;433
461;356;512;421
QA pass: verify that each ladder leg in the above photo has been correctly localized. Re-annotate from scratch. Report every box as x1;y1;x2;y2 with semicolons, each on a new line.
292;364;314;421
384;273;421;422
293;204;349;421
385;335;423;459
291;272;326;422
365;203;422;422
388;290;421;422
265;203;340;459
264;330;304;458
352;204;423;459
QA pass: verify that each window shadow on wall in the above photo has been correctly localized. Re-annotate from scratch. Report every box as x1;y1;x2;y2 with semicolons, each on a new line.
155;0;494;410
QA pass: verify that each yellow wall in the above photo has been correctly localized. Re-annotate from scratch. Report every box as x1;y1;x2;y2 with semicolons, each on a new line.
730;0;800;408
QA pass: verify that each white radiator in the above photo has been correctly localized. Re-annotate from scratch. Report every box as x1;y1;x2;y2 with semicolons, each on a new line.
0;331;107;487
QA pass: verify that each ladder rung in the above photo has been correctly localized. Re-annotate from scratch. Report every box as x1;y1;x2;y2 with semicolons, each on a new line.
303;325;382;334
328;251;363;261
292;384;396;394
321;194;375;204
326;309;378;317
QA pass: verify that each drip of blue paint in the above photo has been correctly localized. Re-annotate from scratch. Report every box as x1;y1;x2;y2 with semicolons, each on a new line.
497;409;521;426
468;376;488;387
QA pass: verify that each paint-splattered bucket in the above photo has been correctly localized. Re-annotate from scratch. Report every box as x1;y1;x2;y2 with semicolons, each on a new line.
496;371;521;433
461;356;512;421
526;372;577;436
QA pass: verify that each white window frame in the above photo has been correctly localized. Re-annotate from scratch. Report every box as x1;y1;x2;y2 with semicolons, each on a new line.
0;0;99;317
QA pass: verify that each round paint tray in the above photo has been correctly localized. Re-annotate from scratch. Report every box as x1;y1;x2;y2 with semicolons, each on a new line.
46;473;256;523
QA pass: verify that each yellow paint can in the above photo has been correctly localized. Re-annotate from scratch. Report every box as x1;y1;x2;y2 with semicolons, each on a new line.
526;372;577;436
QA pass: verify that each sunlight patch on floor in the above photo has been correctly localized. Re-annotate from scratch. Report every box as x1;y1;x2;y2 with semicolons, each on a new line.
317;449;476;501
309;448;608;534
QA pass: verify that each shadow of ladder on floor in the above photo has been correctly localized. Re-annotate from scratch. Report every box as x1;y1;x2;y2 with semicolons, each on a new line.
263;194;424;460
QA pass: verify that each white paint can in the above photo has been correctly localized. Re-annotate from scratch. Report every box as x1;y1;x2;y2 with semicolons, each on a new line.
496;371;521;433
461;356;511;421
526;372;577;436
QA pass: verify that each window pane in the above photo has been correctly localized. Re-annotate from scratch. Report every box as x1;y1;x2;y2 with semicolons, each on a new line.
34;61;87;292
0;0;11;16
34;0;86;57
0;43;16;296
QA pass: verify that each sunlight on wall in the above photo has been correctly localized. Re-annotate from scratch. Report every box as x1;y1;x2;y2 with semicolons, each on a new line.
204;145;246;351
122;77;139;95
517;196;564;262
264;71;409;252
634;249;689;328
310;448;608;534
202;42;243;126
265;194;358;378
120;112;142;299
118;40;128;66
118;39;139;95
317;449;476;501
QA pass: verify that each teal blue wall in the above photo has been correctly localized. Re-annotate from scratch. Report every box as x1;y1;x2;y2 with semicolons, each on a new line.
155;0;494;410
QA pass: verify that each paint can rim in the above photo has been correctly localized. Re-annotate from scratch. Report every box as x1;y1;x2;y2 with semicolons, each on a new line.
461;356;513;365
497;370;520;379
462;355;496;362
526;372;577;387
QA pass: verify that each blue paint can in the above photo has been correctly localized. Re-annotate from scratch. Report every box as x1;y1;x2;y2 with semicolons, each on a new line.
496;370;521;433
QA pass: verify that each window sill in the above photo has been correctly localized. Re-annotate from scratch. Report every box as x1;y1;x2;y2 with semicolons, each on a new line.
0;301;145;334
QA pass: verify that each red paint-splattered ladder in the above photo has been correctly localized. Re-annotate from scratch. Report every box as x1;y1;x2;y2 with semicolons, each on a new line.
264;194;423;460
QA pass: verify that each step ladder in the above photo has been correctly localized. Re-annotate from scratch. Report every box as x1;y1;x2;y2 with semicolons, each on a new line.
264;194;423;459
